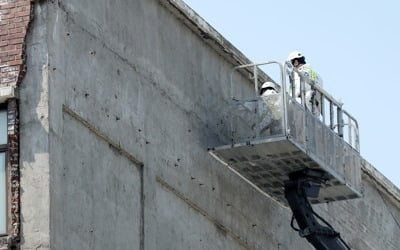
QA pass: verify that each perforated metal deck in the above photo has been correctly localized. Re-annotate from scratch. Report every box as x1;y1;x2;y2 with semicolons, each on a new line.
210;136;362;205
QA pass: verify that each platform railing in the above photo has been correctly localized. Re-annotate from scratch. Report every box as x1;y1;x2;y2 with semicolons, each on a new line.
229;61;360;152
230;61;288;140
289;64;360;152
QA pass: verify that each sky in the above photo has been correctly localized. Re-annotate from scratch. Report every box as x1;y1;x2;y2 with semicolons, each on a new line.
183;0;400;188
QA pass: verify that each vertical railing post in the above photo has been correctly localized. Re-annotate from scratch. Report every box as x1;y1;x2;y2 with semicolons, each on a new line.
281;63;288;136
254;65;258;96
321;96;325;124
330;101;334;130
290;71;296;98
253;66;260;139
348;116;353;147
229;69;235;144
299;75;308;143
311;86;316;115
337;107;344;137
300;77;306;109
355;125;360;152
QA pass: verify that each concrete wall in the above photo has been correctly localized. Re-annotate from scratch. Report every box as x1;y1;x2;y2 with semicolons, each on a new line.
18;0;400;249
19;2;50;248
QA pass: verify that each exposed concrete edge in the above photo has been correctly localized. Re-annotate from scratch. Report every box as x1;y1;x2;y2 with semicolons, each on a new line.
0;86;16;104
361;158;400;206
159;0;272;83
159;0;250;66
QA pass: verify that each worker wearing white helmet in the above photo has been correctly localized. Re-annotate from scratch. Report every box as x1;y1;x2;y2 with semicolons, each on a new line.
287;50;323;116
258;81;282;135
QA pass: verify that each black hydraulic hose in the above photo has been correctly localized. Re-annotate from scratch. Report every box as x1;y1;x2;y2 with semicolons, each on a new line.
284;169;351;250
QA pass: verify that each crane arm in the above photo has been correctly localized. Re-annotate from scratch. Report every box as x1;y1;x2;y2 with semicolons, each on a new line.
284;169;351;250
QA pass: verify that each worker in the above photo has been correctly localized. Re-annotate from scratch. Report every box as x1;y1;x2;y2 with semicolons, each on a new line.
258;81;282;135
287;51;323;116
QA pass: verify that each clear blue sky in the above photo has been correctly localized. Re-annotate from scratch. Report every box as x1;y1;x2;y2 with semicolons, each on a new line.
183;0;400;188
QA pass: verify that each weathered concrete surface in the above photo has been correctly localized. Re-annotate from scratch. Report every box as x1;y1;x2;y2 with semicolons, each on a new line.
53;108;143;250
18;0;400;249
19;2;50;249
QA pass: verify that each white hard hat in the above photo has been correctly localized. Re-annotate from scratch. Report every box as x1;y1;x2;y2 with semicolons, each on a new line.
287;50;304;61
260;81;277;95
260;81;276;90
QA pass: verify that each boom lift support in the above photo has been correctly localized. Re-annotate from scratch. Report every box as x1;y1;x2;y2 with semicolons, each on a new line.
285;169;350;250
209;61;362;250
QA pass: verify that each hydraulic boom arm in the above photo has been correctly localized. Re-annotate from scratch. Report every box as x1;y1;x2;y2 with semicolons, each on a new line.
284;169;351;250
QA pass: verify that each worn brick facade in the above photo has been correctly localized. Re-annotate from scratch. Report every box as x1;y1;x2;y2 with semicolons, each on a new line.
7;99;18;240
0;0;32;248
0;0;32;87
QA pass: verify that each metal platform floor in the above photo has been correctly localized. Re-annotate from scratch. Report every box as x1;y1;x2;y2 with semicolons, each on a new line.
210;136;362;206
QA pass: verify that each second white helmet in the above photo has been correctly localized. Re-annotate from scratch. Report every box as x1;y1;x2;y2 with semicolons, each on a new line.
260;81;278;95
260;81;276;90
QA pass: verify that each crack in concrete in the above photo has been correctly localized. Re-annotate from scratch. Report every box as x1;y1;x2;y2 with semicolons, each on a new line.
62;104;145;250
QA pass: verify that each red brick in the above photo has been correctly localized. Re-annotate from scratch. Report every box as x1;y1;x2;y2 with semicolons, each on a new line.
0;40;7;46
0;45;16;52
0;24;15;32
7;49;20;56
0;28;8;35
0;9;10;15
9;27;23;34
15;10;30;18
16;1;30;8
14;22;25;28
8;59;22;66
0;3;16;10
9;38;23;45
1;13;15;19
11;17;22;23
0;55;15;62
5;32;25;40
16;6;28;12
22;15;30;21
0;20;10;26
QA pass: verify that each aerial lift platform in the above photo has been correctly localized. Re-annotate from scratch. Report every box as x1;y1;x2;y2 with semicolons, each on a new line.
209;61;362;250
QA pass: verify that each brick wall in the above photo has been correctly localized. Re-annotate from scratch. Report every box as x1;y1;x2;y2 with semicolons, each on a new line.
8;99;18;240
0;0;33;87
0;1;32;248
